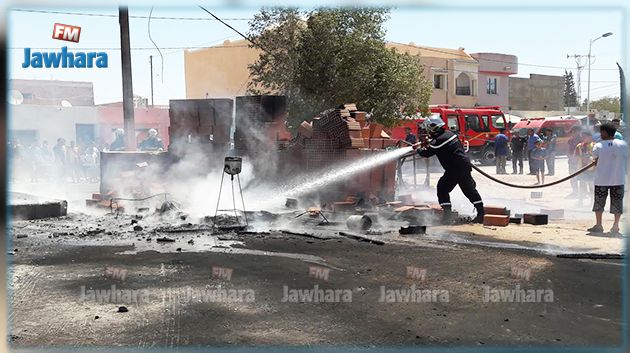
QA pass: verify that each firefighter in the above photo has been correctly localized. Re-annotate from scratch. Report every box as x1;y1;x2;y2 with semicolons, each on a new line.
412;116;485;223
138;128;164;151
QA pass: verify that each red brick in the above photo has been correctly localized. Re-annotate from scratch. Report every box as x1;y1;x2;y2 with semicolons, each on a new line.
483;214;510;227
352;111;366;122
349;130;362;139
350;138;365;148
370;124;383;138
361;127;371;139
484;206;508;215
297;121;313;138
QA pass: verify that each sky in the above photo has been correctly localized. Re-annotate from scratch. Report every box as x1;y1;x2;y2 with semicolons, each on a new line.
7;4;626;105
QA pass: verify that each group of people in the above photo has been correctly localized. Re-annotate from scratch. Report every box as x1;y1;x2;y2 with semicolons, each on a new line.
407;116;626;235
109;128;165;152
493;119;626;234
9;138;102;183
494;127;557;183
10;128;166;183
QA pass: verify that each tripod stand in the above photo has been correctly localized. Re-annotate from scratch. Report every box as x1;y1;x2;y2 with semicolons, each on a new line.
213;172;248;229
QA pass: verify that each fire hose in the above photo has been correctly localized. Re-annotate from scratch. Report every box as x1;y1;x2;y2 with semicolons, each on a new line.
470;161;596;189
401;140;597;189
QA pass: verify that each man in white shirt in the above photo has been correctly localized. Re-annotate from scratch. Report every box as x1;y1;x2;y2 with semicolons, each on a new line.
588;123;628;234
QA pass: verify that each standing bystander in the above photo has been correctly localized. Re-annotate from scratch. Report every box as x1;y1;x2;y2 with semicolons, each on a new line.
526;129;540;175
510;130;526;174
588;123;628;234
494;129;509;174
542;128;557;176
530;139;546;185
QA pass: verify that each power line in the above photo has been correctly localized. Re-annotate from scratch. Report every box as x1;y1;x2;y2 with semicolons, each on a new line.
12;8;617;72
10;45;250;51
197;6;256;46
10;8;252;21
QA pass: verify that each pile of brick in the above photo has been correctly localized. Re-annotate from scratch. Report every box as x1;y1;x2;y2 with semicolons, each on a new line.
281;103;399;203
295;104;398;153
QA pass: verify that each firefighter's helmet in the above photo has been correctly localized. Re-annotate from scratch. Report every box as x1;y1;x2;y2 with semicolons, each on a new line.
421;116;445;133
148;128;158;137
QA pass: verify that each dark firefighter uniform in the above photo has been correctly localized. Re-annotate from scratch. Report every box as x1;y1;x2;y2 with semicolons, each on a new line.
417;129;485;223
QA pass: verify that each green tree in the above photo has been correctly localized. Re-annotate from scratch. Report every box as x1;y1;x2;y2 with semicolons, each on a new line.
585;96;621;113
247;7;432;127
563;70;578;107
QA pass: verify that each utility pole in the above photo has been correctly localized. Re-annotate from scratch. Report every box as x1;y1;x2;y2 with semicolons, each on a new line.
586;32;613;127
567;54;586;105
149;55;154;107
119;6;136;150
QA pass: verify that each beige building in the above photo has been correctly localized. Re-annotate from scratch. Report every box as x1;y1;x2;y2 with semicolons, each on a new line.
184;39;260;99
184;40;481;107
386;42;479;107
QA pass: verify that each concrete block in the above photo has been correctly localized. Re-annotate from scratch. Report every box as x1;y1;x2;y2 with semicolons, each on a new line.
11;201;68;220
540;209;564;219
483;214;510;227
523;213;548;225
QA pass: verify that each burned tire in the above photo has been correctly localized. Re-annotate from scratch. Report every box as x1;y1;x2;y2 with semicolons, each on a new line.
479;147;496;166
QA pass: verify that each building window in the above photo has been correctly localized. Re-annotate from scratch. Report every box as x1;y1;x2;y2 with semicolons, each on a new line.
433;74;445;89
487;77;498;95
455;73;471;96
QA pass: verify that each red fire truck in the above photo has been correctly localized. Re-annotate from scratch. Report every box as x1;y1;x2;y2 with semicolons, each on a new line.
390;105;509;165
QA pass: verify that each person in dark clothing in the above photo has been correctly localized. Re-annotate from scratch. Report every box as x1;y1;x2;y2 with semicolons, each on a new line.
542;128;557;176
110;128;125;151
404;127;417;145
412;116;485;224
494;129;509;174
510;130;526;174
138;128;165;151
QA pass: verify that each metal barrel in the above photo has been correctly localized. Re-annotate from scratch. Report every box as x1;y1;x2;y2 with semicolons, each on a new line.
346;215;373;231
224;156;242;175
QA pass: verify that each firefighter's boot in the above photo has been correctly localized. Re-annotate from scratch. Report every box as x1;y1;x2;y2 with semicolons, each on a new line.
441;205;453;224
473;203;485;224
